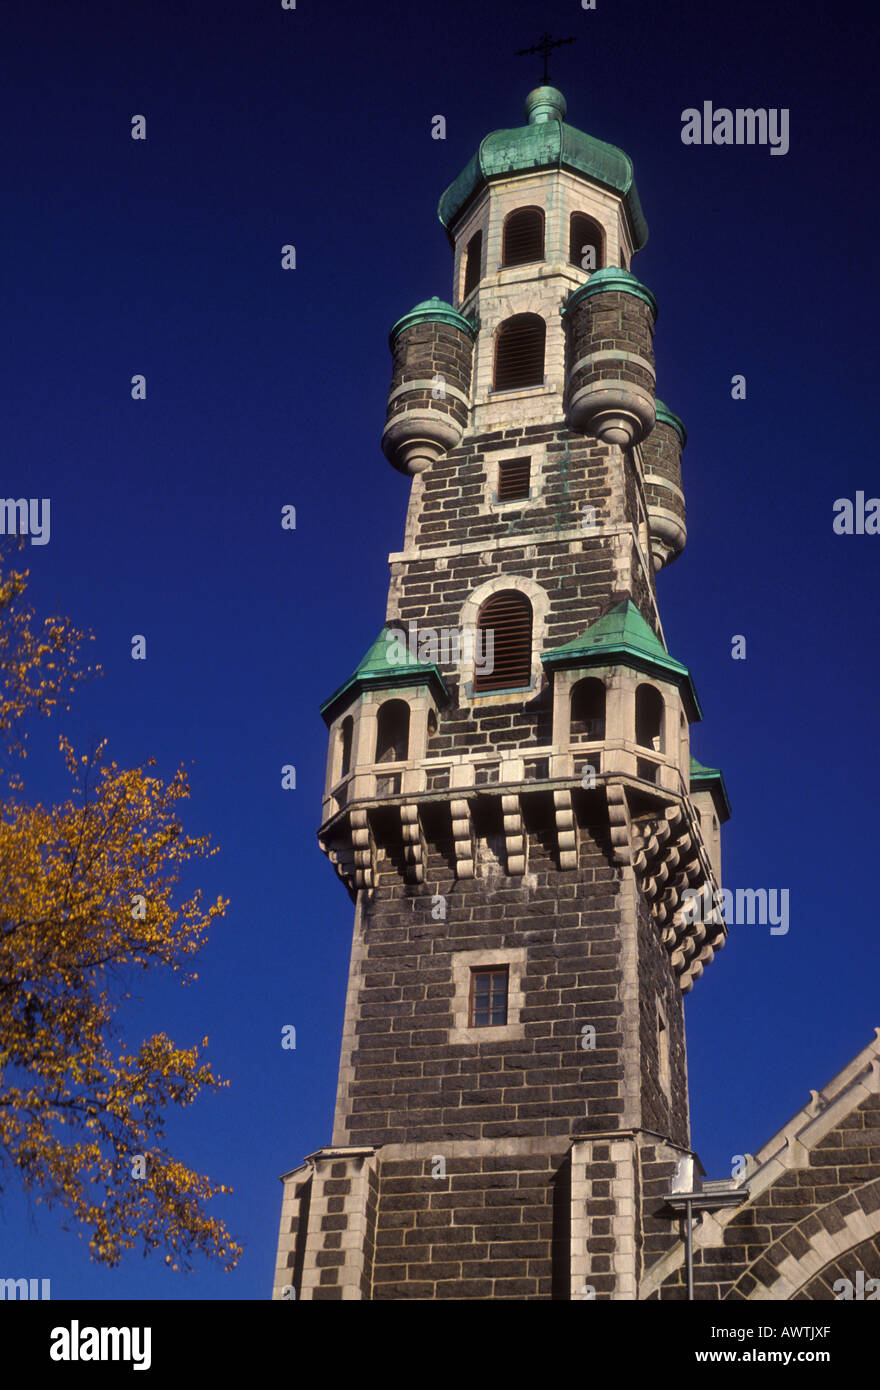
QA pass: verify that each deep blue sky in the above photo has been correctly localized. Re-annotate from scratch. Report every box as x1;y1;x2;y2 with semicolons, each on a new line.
1;0;877;1299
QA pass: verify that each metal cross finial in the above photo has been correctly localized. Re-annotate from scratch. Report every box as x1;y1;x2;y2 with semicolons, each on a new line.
514;32;578;85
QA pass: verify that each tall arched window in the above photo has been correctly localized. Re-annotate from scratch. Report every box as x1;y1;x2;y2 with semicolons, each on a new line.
570;678;605;741
474;591;533;692
339;715;353;778
502;207;544;267
493;314;545;392
462;229;482;298
569;212;605;271
375;699;410;763
635;684;664;752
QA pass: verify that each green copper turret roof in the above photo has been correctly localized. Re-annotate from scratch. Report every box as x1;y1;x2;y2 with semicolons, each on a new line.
320;626;449;725
689;756;732;822
654;399;688;448
541;599;702;720
438;88;648;251
565;267;658;319
389;297;477;348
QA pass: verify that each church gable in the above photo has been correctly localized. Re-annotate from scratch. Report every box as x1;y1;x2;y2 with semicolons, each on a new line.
644;1031;880;1300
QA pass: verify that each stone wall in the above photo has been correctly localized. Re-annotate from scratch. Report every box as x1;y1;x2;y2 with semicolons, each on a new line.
651;1090;880;1299
341;812;627;1151
385;418;660;760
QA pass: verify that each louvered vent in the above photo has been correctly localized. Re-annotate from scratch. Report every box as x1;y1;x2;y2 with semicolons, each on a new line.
569;212;604;269
463;229;482;298
497;457;531;503
474;591;533;692
502;207;544;267
494;315;545;392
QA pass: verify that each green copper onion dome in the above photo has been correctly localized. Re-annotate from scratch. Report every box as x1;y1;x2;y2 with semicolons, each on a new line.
388;297;476;348
438;87;648;251
565;267;659;318
654;399;688;447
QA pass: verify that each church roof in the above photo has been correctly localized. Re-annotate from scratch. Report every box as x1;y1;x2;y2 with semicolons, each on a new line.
689;755;732;822
320;626;449;725
437;86;649;251
541;599;702;720
388;297;477;348
642;1027;880;1300
654;398;687;447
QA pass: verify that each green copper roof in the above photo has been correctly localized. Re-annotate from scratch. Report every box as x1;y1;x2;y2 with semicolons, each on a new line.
320;626;449;725
438;88;648;251
564;268;658;320
389;297;477;348
689;756;732;822
541;599;702;720
654;399;688;448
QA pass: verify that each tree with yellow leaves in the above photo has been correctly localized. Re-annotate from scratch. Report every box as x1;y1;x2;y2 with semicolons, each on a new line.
0;547;240;1271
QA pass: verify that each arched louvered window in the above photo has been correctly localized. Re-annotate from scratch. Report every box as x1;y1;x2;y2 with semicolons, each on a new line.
375;699;410;763
502;207;544;267
493;314;545;393
339;715;353;778
570;678;606;741
474;591;533;693
463;229;482;298
569;212;605;271
635;683;664;752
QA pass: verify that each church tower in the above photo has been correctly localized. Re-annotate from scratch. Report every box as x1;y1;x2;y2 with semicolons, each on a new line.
273;82;730;1301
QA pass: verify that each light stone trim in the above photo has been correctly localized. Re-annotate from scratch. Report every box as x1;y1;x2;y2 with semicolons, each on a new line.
482;443;548;516
618;872;644;1135
611;1140;639;1299
331;894;369;1146
450;167;629;315
640;1028;880;1298
642;476;686;504
449;946;528;1044
568;350;655;379
298;1147;378;1301
272;1160;311;1300
502;792;527;875
450;797;475;879
386;379;471;410
443;162;638;431
473;383;557;408
400;802;427;883
741;1195;880;1301
553;789;578;871
570;1137;638;1300
569;1139;593;1299
387;523;664;631
322;678;444;821
457;573;552;710
388;521;619;562
379;1135;571;1161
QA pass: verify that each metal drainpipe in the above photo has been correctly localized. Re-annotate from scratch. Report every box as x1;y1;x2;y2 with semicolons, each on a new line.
685;1198;694;1301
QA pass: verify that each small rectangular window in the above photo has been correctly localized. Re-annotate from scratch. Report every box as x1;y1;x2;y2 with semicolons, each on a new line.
497;457;531;503
658;1008;671;1099
469;967;509;1027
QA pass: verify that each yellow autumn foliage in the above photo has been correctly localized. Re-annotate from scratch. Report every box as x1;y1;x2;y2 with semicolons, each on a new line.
0;547;239;1270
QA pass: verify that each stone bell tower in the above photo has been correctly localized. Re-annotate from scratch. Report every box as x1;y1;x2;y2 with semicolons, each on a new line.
273;83;730;1301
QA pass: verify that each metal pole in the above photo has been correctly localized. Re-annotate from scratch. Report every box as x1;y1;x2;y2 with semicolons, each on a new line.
685;1198;694;1301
